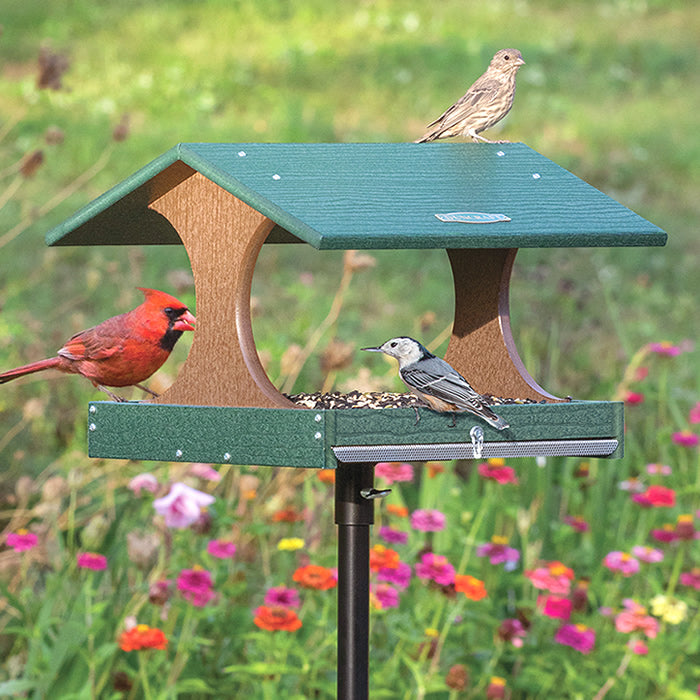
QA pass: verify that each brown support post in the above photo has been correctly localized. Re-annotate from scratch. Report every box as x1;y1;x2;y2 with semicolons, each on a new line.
147;167;294;408
445;248;560;402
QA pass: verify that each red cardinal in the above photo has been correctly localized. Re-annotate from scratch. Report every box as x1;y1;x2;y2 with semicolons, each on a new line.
0;288;195;401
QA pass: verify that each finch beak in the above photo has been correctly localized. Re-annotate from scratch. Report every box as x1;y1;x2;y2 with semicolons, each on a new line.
173;310;196;332
516;57;525;66
361;346;383;353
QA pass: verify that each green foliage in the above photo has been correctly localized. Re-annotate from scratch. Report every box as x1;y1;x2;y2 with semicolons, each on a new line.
0;1;699;697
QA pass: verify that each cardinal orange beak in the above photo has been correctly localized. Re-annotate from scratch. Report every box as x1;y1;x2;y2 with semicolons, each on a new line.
174;310;196;332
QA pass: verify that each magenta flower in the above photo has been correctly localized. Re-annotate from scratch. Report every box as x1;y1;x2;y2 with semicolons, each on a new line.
540;595;572;621
477;461;519;485
679;569;700;590
188;463;222;482
632;484;676;508
689;402;700;425
476;538;520;570
377;561;412;590
371;583;400;610
378;526;408;545
631;545;664;563
624;391;644;405
563;515;589;533
554;623;595;654
415;553;455;586
648;341;682;357
672;431;699;448
614;599;658;638
77;552;107;571
177;567;215;607
264;586;301;609
650;525;678;543
153;482;215;529
5;530;38;552
497;618;527;648
410;509;446;532
603;551;639;577
374;462;414;484
207;539;237;559
128;472;159;496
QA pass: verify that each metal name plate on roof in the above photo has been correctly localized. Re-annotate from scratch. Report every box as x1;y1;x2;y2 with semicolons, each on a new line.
46;142;667;251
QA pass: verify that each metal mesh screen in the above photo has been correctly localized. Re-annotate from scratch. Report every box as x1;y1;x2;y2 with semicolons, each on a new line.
332;439;618;463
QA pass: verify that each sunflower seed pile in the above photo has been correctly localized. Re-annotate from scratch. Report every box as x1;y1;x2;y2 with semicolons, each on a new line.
285;391;549;410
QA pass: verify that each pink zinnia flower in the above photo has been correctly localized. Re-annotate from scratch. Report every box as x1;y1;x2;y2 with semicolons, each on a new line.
650;524;678;543
563;515;589;532
679;569;700;590
614;599;658;638
128;472;159;496
628;639;649;655
374;462;414;484
554;623;595;654
689;402;700;425
648;341;682;357
207;539;237;559
603;551;639;577
672;431;699;447
525;561;574;595
371;583;400;610
415;553;455;586
478;461;519;485
377;561;412;590
631;545;664;563
77;552;107;571
5;530;38;552
632;484;676;508
618;477;645;493
624;391;644;405
497;618;527;648
410;509;446;532
540;595;572;620
476;537;520;570
188;463;221;482
378;526;408;545
177;567;215;607
153;482;215;529
646;463;672;476
264;586;300;609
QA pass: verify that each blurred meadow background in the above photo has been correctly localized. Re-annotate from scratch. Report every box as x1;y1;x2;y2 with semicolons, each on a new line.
0;1;698;698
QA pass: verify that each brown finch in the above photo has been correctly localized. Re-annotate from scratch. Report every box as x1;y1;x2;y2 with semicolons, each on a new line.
416;48;525;144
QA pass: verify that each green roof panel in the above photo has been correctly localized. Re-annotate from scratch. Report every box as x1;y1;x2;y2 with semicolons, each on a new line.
46;142;667;250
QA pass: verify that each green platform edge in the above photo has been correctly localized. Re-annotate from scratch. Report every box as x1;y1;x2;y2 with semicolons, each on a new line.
87;400;624;467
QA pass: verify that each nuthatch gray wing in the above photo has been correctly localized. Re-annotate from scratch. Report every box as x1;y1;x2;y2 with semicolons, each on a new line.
362;336;509;430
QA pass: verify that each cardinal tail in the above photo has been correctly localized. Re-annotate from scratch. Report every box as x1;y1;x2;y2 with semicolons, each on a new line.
0;357;62;384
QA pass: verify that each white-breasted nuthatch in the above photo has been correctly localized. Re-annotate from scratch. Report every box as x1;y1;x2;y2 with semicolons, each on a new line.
362;336;509;430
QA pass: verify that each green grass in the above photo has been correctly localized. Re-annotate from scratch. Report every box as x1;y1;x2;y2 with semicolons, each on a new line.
0;5;698;695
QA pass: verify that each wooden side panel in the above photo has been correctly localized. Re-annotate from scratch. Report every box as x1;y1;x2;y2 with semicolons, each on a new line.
149;171;294;408
445;248;560;402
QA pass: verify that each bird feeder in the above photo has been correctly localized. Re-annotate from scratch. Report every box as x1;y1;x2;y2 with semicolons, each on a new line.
46;142;666;465
46;142;667;700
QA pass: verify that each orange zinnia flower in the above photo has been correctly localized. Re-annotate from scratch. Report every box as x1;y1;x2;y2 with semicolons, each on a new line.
253;605;302;632
454;574;488;601
292;564;337;590
386;504;409;518
119;624;168;651
318;469;336;484
369;544;400;572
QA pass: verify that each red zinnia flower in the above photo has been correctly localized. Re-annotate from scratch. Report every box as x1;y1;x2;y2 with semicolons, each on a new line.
632;484;676;508
253;605;302;632
119;624;168;651
369;545;400;571
292;564;337;590
454;574;487;601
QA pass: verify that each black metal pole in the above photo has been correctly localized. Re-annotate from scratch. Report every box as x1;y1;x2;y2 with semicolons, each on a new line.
334;461;375;700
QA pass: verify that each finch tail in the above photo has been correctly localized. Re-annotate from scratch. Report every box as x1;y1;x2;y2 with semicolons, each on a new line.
0;357;63;384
